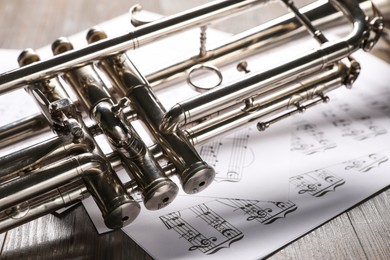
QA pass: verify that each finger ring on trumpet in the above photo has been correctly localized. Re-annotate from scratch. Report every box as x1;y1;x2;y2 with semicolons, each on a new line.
186;64;223;93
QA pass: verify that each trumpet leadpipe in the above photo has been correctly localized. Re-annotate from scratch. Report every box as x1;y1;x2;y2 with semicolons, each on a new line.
146;0;386;88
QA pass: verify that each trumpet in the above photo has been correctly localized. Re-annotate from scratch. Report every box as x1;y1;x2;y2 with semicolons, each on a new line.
0;0;388;233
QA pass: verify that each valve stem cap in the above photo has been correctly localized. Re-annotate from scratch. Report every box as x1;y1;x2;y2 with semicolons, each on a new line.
143;179;179;210
103;195;141;229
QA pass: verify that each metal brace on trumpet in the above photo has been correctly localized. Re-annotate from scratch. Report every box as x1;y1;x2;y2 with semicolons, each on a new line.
0;0;389;234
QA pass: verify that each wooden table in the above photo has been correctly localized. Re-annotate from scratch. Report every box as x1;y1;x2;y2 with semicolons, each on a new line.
0;1;389;259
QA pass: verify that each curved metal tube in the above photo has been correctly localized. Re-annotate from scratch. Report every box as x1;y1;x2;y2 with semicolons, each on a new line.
187;61;349;144
160;0;372;133
0;0;265;95
0;180;88;233
0;153;140;229
0;135;94;183
0;114;48;149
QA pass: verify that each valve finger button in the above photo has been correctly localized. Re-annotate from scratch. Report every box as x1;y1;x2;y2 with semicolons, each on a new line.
143;179;179;210
104;195;141;229
180;161;215;194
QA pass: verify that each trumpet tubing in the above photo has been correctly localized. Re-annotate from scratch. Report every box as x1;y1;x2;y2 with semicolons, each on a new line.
0;0;388;233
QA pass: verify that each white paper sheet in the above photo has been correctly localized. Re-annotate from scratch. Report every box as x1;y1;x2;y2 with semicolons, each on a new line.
122;52;390;260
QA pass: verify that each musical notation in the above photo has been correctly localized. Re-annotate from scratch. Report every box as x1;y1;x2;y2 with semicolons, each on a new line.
199;140;222;171
290;169;345;197
160;203;244;255
291;121;337;155
322;103;387;141
289;152;389;197
199;129;251;183
159;197;297;254
368;99;390;116
343;153;389;173
220;199;297;224
82;49;390;260
358;86;390;117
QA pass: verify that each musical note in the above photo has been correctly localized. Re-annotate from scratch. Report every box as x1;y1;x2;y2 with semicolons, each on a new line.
290;169;345;197
160;212;186;229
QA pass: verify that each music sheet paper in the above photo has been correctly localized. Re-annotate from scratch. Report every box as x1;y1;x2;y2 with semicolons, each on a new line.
77;14;390;259
119;52;390;260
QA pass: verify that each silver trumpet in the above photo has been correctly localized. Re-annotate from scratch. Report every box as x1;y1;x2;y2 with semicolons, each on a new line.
0;0;388;233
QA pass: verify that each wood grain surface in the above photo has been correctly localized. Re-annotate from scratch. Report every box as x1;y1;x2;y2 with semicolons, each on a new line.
0;1;389;259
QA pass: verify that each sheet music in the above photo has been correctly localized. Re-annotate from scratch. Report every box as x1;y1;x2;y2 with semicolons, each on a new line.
290;68;390;174
78;14;390;258
125;150;390;259
117;51;390;259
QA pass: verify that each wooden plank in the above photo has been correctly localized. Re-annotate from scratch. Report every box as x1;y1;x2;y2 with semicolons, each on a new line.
1;205;153;260
0;0;161;50
348;190;390;260
268;213;367;260
0;232;6;255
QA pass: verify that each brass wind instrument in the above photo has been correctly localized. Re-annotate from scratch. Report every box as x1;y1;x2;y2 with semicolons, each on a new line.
0;0;388;233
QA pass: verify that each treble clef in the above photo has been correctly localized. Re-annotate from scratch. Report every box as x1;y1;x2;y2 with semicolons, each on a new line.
247;208;272;221
345;160;365;170
298;183;320;194
188;237;217;251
